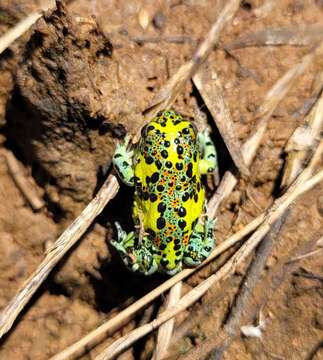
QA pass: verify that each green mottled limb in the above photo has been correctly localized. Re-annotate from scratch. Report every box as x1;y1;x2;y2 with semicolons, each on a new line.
183;217;215;266
111;222;159;275
198;131;218;175
113;135;135;186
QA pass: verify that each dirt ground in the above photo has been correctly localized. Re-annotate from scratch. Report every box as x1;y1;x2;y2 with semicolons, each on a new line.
0;0;322;359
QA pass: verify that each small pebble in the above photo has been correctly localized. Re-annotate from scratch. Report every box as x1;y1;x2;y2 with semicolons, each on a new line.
153;11;166;29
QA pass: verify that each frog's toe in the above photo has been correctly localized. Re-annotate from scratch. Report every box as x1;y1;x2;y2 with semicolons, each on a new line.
184;218;215;266
164;263;182;276
114;221;126;242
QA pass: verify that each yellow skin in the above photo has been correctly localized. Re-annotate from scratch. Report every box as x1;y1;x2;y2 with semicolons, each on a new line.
112;110;218;275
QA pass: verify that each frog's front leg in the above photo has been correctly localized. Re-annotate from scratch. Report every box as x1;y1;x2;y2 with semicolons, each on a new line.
111;222;159;275
183;216;215;266
198;131;218;175
113;135;135;186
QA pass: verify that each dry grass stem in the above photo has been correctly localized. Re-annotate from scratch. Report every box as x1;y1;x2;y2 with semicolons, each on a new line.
0;175;119;338
1;0;242;352
129;35;196;45
225;25;323;50
288;248;323;263
153;282;182;360
207;41;323;219
133;0;241;143
288;236;323;263
0;0;240;342
96;162;323;360
208;213;289;359
135;1;241;355
243;40;323;165
0;149;44;211
50;214;265;360
281;92;323;187
95;274;221;360
193;63;249;177
206;96;323;357
178;144;323;360
0;0;55;55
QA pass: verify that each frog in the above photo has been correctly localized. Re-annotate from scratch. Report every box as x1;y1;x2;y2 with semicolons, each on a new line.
111;110;218;275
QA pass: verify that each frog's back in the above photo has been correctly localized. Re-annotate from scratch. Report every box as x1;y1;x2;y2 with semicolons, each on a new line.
133;110;205;272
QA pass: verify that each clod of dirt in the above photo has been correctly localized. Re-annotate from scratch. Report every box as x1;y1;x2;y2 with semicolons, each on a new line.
6;2;150;217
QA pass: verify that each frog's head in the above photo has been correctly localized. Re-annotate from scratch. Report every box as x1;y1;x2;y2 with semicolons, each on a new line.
140;110;197;150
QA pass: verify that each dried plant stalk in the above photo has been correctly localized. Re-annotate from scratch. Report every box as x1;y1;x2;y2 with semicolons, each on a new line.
202;92;323;358
50;25;323;360
133;0;241;143
281;92;323;187
288;235;323;263
244;40;323;164
0;0;241;345
153;282;182;360
0;175;119;338
225;25;323;50
50;214;265;360
0;12;42;54
0;0;54;54
173;144;323;360
193;63;249;177
96;163;323;360
0;149;44;210
211;213;289;360
207;39;323;219
135;2;242;356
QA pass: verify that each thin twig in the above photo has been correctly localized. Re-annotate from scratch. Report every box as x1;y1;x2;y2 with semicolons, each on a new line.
177;144;323;360
153;282;182;360
225;25;323;50
96;166;323;360
209;212;289;360
50;18;323;359
149;1;243;356
134;0;242;143
287;235;323;263
50;214;264;360
0;175;119;338
207;39;323;219
292;270;323;282
0;0;241;341
129;35;196;45
0;149;44;211
0;0;55;55
193;63;250;177
281;91;323;188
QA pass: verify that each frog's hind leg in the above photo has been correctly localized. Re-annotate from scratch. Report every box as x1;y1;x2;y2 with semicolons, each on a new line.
183;218;215;266
111;222;158;275
198;131;218;175
113;135;135;186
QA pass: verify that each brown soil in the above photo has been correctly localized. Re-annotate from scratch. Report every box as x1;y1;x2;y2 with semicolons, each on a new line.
0;1;322;359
